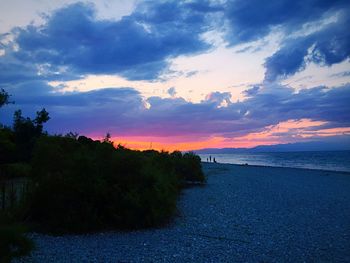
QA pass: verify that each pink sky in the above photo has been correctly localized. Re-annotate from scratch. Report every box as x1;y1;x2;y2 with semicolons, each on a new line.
92;119;350;151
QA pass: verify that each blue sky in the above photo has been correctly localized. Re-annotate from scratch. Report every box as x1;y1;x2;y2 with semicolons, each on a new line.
0;0;349;150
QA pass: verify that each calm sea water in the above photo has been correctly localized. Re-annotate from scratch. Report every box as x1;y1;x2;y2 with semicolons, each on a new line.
199;151;350;172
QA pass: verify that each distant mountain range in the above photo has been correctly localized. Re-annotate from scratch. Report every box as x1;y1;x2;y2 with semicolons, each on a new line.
194;136;350;154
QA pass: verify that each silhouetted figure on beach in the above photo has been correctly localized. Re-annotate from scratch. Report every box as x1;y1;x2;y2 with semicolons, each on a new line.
213;157;217;163
209;155;212;162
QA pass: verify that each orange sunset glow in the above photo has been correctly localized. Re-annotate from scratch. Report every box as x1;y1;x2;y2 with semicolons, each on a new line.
100;119;350;151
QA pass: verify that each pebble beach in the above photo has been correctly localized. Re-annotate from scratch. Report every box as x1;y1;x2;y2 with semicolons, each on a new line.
15;163;350;262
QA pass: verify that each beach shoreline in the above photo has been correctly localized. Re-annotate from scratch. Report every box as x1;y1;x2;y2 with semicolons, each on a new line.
15;163;350;262
201;161;350;175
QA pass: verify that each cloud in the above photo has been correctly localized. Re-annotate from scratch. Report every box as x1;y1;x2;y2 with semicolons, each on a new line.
3;83;349;141
1;87;143;134
244;84;350;130
264;10;350;81
331;71;350;78
167;87;177;97
1;1;213;83
220;0;350;81
204;91;232;107
1;0;348;84
0;61;40;84
224;0;348;45
243;86;260;97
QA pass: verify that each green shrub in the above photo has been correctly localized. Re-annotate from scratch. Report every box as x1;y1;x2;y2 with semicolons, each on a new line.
24;136;190;233
0;224;34;263
171;151;206;183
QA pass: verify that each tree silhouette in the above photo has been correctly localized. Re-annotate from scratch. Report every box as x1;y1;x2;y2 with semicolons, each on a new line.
103;132;113;144
0;89;10;108
34;109;50;134
13;109;50;161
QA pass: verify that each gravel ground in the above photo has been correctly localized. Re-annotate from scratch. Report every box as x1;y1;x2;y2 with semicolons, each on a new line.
15;163;350;262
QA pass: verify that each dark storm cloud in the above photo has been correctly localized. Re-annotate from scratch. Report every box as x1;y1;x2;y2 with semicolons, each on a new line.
2;1;213;83
224;0;348;44
222;0;350;80
264;11;350;81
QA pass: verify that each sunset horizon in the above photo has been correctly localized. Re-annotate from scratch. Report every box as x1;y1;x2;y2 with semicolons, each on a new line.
1;0;349;151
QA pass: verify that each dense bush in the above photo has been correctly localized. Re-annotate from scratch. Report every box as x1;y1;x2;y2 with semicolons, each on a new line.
171;151;206;183
0;224;34;263
23;136;203;233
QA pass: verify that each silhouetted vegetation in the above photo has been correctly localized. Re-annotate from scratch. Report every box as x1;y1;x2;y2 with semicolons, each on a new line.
12;108;50;161
27;136;180;232
0;88;10;108
0;88;205;259
171;151;205;182
24;136;204;233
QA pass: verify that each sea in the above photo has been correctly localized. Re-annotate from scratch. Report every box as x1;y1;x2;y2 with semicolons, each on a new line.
198;151;350;172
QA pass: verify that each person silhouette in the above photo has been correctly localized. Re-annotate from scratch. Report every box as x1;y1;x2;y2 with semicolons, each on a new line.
213;157;217;163
209;155;212;162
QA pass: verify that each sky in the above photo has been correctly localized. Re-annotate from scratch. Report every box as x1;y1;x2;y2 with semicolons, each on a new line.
0;0;350;151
